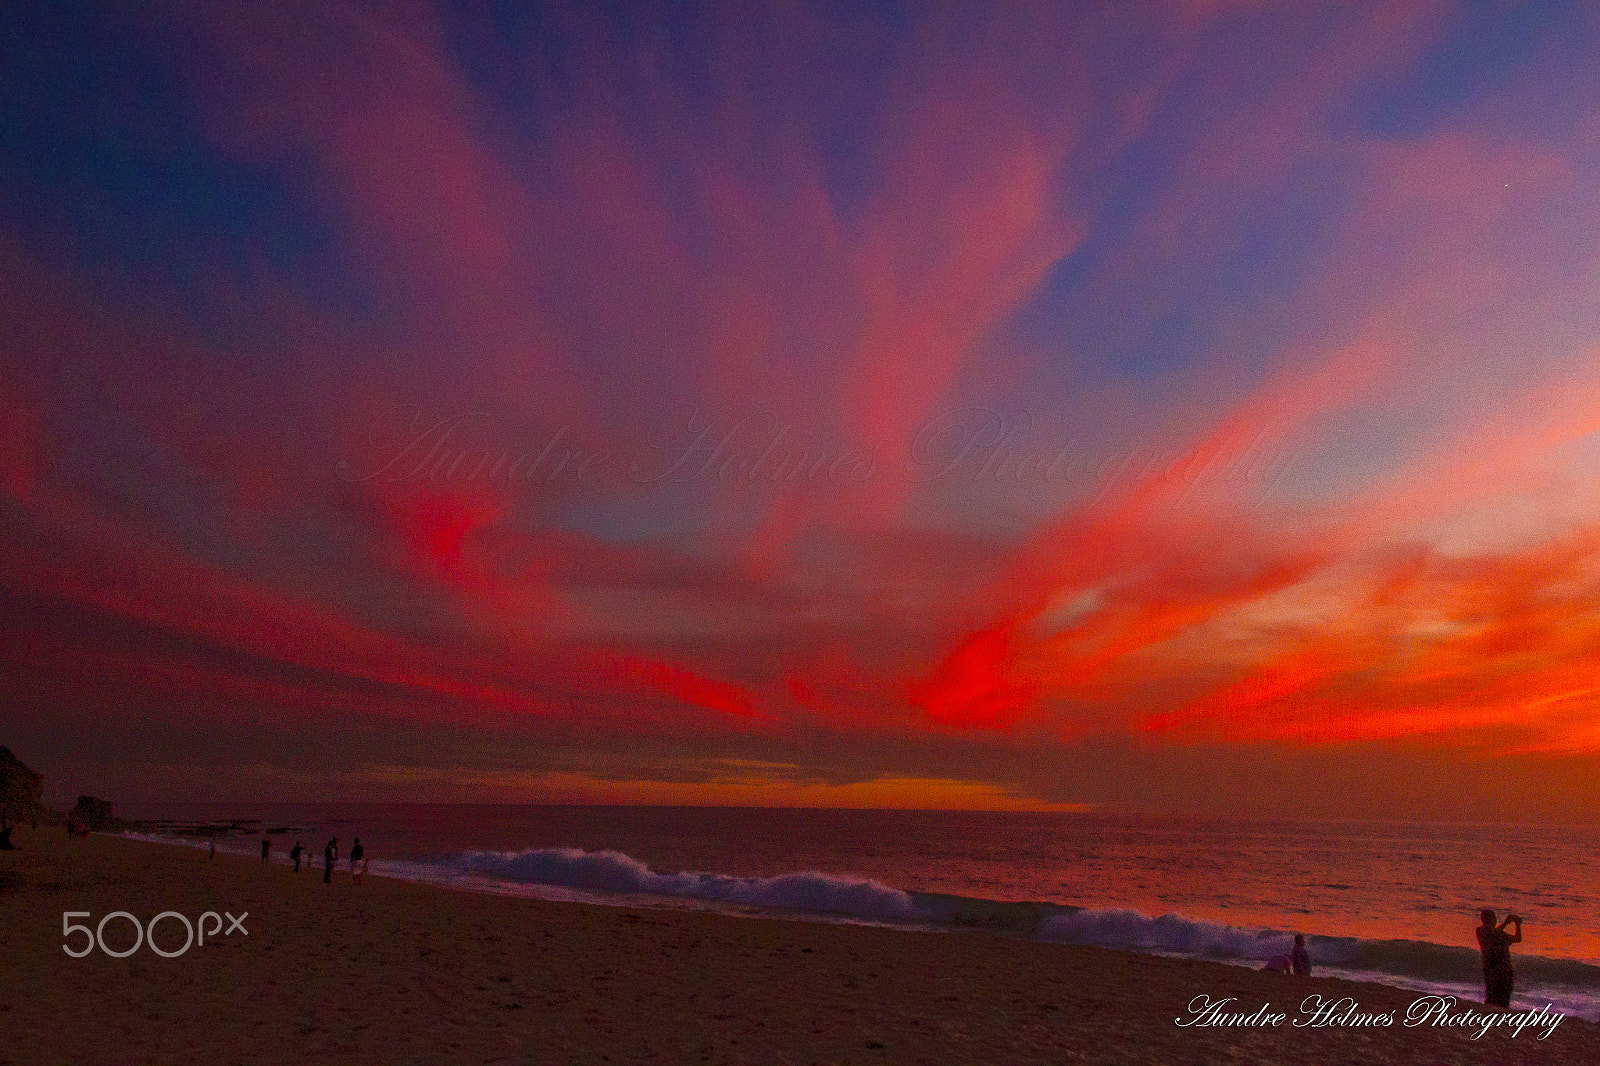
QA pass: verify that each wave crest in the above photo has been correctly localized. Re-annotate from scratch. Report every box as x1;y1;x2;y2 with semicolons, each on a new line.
1038;907;1293;958
449;847;922;923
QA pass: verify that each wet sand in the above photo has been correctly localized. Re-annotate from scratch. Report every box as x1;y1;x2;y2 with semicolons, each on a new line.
1;828;1593;1065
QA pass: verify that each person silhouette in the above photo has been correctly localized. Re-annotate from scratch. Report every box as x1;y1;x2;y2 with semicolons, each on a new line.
1291;934;1312;977
260;837;271;864
349;838;364;883
323;837;338;884
1476;909;1522;1009
290;841;304;872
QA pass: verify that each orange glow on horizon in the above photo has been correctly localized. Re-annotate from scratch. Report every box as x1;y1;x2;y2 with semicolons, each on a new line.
343;766;1092;812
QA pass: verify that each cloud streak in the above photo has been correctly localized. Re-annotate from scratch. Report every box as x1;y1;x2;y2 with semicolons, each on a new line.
4;1;1600;812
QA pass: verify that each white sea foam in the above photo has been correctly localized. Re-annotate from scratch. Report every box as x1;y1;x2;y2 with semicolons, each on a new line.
449;847;922;923
1036;906;1293;958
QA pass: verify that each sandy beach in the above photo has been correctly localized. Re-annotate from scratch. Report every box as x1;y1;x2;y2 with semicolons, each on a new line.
1;828;1593;1065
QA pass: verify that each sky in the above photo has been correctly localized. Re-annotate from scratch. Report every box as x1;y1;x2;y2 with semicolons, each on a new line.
4;1;1600;820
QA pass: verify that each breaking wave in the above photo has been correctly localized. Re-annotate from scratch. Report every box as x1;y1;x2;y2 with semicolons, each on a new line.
449;847;922;924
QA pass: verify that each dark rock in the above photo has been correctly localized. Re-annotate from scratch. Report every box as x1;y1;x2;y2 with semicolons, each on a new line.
0;747;43;826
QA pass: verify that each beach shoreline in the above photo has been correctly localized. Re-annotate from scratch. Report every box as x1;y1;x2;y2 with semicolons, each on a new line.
120;813;1600;1021
3;827;1595;1065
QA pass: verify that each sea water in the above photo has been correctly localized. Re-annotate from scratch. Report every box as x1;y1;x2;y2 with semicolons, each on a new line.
121;805;1600;1019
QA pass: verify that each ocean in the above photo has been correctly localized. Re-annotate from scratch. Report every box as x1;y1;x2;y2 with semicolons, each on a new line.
120;804;1600;1020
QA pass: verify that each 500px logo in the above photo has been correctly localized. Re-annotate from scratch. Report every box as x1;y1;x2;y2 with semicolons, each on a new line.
62;911;248;958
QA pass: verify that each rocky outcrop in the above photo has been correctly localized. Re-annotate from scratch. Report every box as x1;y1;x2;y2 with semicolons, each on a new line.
0;746;43;826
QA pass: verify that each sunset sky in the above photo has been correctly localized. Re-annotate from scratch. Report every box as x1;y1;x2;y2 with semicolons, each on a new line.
5;2;1600;820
